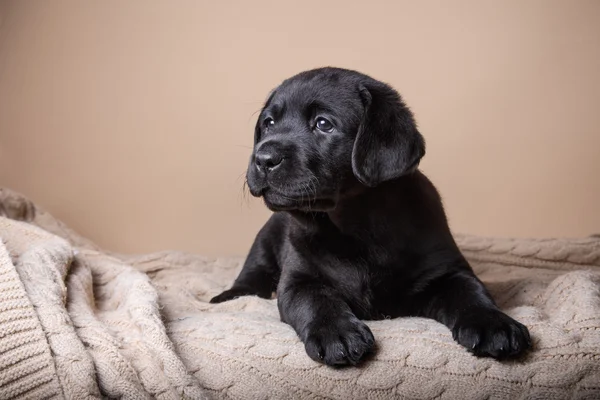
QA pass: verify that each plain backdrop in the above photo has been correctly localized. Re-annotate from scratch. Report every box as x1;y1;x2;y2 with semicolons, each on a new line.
0;0;599;256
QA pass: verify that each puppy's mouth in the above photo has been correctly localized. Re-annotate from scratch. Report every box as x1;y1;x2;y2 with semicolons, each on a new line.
246;174;337;212
261;188;336;212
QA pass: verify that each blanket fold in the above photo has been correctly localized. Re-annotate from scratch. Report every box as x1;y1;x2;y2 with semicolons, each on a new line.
0;188;599;399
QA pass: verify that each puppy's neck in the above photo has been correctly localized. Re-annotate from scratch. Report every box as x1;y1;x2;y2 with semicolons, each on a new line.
298;172;424;239
327;184;400;236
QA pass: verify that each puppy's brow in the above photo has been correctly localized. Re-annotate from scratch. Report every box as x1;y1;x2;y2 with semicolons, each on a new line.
308;100;335;115
269;103;285;117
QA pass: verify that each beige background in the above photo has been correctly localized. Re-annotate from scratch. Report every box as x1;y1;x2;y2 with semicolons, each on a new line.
0;1;599;257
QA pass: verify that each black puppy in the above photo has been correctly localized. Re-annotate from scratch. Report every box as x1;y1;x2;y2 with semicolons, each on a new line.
211;67;531;366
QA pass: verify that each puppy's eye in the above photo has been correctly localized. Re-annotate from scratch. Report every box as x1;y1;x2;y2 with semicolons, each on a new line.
264;117;275;128
316;117;334;133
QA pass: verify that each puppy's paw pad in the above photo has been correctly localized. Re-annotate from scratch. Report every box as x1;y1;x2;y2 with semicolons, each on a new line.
305;317;375;366
453;309;532;359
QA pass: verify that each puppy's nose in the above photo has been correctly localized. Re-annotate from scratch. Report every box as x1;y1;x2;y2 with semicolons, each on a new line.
254;150;283;173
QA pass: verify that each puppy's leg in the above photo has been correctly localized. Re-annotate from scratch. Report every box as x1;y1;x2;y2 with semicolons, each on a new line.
415;263;532;359
210;219;281;303
278;270;375;366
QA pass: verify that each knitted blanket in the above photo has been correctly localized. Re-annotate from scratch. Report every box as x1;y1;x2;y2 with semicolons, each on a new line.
1;188;599;400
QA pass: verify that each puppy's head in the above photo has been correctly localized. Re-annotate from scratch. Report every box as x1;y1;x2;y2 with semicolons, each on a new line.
247;67;425;212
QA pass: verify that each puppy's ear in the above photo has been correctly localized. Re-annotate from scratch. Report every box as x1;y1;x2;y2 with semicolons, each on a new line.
352;81;425;187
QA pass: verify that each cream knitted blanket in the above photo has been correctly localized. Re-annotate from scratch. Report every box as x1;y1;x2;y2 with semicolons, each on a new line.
1;188;599;400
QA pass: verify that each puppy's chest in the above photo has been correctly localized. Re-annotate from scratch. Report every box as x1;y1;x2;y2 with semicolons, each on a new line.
316;254;374;318
313;240;414;319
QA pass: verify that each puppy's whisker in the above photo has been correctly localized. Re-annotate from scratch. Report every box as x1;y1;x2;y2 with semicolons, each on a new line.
304;173;318;200
301;182;311;212
248;108;263;122
237;172;252;208
309;175;319;199
238;178;251;209
235;171;247;182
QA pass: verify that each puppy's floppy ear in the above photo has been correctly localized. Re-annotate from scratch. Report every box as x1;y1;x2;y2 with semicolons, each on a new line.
352;81;425;187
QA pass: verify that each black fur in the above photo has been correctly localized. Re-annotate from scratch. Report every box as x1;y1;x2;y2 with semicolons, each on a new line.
211;67;531;366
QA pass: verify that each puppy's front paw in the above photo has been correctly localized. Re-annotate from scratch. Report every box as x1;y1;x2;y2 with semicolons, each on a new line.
452;308;532;359
304;316;375;366
210;287;258;303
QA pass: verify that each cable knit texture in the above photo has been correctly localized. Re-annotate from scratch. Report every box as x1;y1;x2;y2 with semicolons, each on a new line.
0;187;599;399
